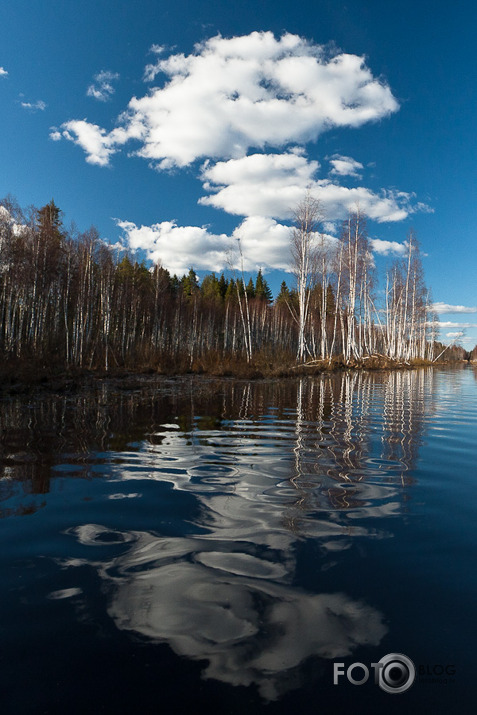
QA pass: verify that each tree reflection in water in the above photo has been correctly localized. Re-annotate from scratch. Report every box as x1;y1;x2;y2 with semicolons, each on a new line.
0;371;437;700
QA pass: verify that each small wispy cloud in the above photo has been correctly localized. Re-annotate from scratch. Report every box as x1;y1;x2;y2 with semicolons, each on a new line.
87;70;119;102
369;238;408;256
144;45;168;81
97;237;128;254
0;67;8;77
411;201;434;214
433;321;477;329
432;302;477;314
20;99;47;111
329;154;363;178
446;331;464;338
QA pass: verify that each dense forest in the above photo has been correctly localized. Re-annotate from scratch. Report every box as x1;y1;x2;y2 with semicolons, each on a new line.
0;195;472;379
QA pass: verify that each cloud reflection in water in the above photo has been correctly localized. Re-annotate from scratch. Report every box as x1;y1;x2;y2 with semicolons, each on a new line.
66;525;387;701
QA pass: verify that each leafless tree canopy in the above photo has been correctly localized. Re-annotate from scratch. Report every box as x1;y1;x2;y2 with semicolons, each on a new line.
0;195;461;375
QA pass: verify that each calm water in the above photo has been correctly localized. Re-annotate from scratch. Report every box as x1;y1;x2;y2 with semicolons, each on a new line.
1;368;476;714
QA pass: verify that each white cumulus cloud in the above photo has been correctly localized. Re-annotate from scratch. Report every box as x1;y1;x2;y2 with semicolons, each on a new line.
116;215;300;275
115;147;430;273
200;152;319;219
59;31;399;168
58;120;138;166
200;152;422;223
0;67;7;77
311;183;411;223
117;213;343;275
232;216;294;271
116;219;232;276
53;31;435;273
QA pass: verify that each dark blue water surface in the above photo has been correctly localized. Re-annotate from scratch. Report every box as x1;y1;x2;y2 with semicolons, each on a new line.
1;367;476;714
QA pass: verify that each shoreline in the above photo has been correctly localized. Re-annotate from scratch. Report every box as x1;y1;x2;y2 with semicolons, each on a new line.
0;357;471;396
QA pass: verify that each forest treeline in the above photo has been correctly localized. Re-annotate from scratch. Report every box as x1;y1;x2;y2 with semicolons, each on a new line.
0;195;472;379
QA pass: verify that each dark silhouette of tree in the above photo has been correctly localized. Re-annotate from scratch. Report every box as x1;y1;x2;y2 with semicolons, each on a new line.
246;277;255;299
255;269;272;303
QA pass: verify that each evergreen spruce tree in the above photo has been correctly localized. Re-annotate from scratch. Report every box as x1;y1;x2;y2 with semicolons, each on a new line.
201;273;222;303
225;277;237;302
276;280;291;304
218;273;228;300
255;269;272;302
181;268;200;297
246;277;255;299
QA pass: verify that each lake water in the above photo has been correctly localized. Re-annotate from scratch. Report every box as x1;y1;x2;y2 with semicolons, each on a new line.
1;367;476;714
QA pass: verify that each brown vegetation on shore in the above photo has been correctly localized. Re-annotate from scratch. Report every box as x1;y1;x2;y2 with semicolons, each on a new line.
0;350;455;398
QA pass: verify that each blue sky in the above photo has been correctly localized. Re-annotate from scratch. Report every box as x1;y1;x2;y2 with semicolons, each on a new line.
1;0;477;346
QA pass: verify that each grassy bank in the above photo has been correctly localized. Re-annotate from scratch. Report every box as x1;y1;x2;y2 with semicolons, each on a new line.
0;351;447;395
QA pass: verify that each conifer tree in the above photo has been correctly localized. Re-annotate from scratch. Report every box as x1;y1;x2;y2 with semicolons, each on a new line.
276;281;290;304
218;273;228;299
246;277;255;299
255;269;272;302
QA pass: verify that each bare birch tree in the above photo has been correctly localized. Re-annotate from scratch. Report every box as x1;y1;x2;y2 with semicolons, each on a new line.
291;194;323;363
